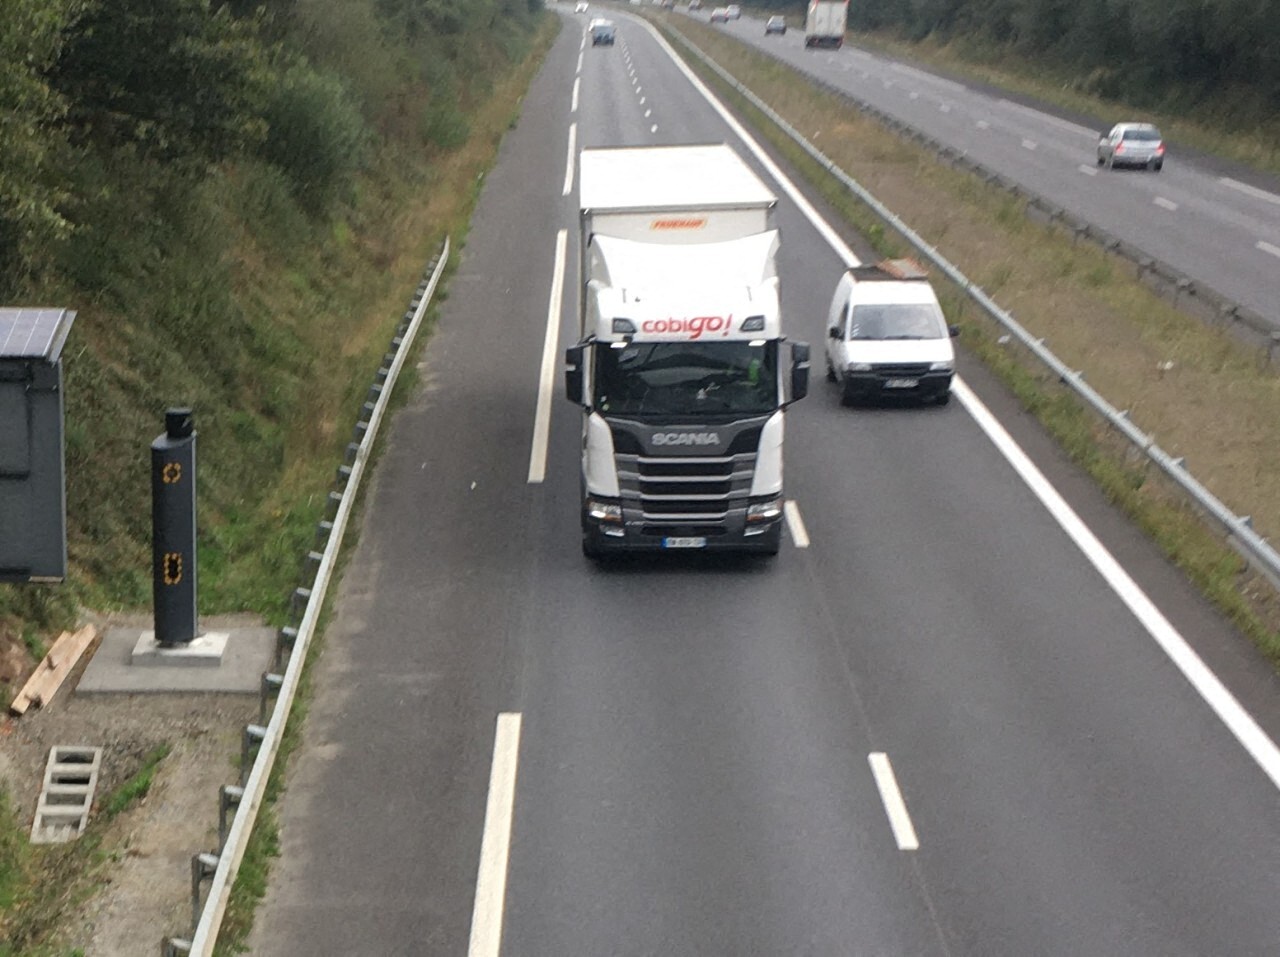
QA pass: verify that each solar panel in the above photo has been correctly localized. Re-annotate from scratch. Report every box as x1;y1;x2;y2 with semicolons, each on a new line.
0;308;77;362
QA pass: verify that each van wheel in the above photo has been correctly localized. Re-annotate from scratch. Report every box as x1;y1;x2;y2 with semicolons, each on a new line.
937;391;951;406
825;356;837;382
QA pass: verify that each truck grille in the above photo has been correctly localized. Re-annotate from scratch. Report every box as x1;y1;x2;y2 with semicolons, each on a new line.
610;422;764;532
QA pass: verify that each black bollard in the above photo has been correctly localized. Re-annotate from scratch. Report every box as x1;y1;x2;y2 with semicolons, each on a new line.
151;408;198;646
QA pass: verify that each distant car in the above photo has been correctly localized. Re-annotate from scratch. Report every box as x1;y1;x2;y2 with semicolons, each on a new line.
688;0;703;8
660;0;675;8
590;18;616;44
726;3;742;17
574;1;588;12
765;15;786;34
709;6;729;21
1097;122;1165;171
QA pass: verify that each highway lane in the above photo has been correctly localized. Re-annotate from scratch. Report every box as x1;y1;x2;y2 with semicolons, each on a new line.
683;10;1280;328
251;11;1280;956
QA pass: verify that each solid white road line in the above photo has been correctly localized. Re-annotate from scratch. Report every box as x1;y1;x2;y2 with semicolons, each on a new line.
1257;240;1280;259
1221;177;1280;206
528;230;568;484
562;123;577;197
467;712;523;957
868;753;919;850
784;500;809;548
571;77;580;113
953;377;1280;792
1153;196;1178;211
576;51;583;73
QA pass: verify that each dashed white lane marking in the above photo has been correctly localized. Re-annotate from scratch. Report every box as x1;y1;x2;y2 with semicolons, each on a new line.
528;231;567;484
571;77;580;113
939;104;951;113
1021;139;1037;151
1078;164;1099;176
784;500;809;548
953;377;1280;792
868;753;919;851
467;713;523;957
1258;240;1280;259
576;51;583;73
561;122;576;197
644;108;651;118
909;91;919;100
976;120;990;130
650;124;658;133
1153;196;1179;211
640;95;646;105
1222;178;1280;206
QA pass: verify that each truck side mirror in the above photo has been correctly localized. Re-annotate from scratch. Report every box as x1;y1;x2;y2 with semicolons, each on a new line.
565;344;586;406
790;341;810;403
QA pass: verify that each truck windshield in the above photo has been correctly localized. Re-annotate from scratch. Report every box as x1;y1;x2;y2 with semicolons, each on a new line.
594;340;778;416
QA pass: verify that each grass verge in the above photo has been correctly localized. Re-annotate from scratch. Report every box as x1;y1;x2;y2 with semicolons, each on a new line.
656;16;1280;667
0;745;170;957
210;16;562;955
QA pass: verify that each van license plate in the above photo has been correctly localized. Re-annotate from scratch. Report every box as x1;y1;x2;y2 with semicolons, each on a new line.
663;537;707;549
884;378;919;389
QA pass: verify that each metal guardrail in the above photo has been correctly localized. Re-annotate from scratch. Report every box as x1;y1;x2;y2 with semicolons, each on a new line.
671;19;1279;343
163;237;451;956
663;25;1280;587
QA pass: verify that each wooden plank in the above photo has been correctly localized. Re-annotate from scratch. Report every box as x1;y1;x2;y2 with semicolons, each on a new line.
9;625;98;716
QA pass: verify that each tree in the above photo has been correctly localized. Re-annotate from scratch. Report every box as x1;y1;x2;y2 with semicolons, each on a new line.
47;0;270;166
0;0;80;292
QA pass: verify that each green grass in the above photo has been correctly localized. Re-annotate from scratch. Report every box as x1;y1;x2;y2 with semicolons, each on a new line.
0;745;172;956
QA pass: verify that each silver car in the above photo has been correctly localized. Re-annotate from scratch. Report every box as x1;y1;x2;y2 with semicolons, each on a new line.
1097;123;1165;171
765;15;787;34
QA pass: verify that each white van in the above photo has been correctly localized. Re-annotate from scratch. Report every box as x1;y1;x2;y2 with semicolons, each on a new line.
824;259;958;405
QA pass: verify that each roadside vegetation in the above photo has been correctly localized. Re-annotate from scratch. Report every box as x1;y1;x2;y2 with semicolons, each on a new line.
659;15;1280;666
755;0;1280;173
2;0;553;950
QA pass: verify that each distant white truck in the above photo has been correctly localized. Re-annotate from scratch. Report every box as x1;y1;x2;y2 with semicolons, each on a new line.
823;258;959;405
804;0;848;48
565;144;810;557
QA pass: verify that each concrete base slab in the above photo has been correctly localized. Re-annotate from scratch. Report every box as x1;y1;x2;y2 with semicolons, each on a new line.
78;625;275;694
131;630;229;667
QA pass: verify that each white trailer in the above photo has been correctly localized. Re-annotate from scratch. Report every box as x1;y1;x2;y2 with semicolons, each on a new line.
804;0;848;48
565;144;810;557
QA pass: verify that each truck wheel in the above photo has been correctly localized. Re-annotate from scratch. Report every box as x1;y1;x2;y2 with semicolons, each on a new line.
582;535;603;560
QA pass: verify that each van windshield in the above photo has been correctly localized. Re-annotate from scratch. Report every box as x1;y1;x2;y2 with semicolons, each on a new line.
847;303;947;340
594;340;778;416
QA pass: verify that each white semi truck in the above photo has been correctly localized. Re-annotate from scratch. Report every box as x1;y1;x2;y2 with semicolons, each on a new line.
804;0;848;48
564;144;810;558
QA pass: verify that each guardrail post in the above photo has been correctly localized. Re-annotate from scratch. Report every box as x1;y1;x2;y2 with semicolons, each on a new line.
191;852;219;935
218;785;245;851
1268;331;1280;367
241;724;267;787
260;671;284;724
274;626;298;670
162;938;191;956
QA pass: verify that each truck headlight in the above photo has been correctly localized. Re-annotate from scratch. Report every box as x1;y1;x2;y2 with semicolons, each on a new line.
746;497;783;523
929;360;954;372
587;500;622;523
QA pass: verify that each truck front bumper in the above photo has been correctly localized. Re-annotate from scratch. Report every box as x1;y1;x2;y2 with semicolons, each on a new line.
582;498;783;554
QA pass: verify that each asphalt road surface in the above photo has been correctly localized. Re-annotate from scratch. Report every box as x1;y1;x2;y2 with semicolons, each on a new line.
249;13;1280;956
687;8;1280;330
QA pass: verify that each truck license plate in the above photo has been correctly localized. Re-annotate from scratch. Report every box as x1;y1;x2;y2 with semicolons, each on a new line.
663;536;707;549
884;377;919;389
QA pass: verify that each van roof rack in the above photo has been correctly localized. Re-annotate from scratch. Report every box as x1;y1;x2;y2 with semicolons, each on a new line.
848;258;930;282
